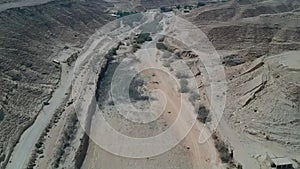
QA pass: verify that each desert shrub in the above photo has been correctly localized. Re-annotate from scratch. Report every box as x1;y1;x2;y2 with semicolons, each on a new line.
222;54;245;66
179;79;189;93
215;141;232;163
108;47;117;56
176;5;181;9
160;7;172;13
0;110;4;121
184;5;193;10
105;47;118;61
136;33;152;44
197;2;206;7
35;142;43;149
60;2;72;8
156;42;168;51
189;92;200;103
162;52;172;58
129;77;149;101
0;154;5;163
108;100;114;106
132;44;141;52
197;106;210;123
36;149;43;154
12;74;22;81
175;72;190;79
22;61;33;68
116;11;138;17
158;36;165;42
163;61;171;67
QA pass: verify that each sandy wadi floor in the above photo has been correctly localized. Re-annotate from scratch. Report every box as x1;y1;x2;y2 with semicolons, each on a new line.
82;12;219;169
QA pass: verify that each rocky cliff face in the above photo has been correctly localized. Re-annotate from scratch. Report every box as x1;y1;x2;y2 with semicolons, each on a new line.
0;0;111;167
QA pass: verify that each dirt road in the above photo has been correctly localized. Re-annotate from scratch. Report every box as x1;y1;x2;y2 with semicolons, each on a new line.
6;16;131;169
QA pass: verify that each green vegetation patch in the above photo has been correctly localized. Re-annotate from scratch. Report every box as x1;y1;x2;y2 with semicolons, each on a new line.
116;11;138;18
197;2;206;7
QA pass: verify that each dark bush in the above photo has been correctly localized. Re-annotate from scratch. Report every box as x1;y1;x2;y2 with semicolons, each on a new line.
156;42;168;51
132;44;141;52
129;77;149;101
215;141;232;163
197;2;206;7
176;72;190;79
158;36;165;42
179;79;189;93
160;7;172;13
108;48;117;56
0;154;5;162
189;92;200;103
105;47;118;61
35;149;43;154
116;11;138;17
197;106;210;123
0;110;4;121
35;142;43;149
184;5;193;10
136;33;152;44
12;74;22;81
222;54;245;66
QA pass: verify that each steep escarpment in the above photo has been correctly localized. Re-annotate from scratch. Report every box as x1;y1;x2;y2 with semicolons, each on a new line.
0;0;111;167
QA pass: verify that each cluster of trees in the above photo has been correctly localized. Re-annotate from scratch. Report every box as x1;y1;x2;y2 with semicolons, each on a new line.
170;1;207;11
115;11;138;18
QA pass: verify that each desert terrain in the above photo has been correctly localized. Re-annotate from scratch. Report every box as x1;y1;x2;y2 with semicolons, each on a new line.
0;0;299;169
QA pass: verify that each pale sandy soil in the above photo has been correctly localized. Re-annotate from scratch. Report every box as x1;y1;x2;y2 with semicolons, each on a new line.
82;12;222;169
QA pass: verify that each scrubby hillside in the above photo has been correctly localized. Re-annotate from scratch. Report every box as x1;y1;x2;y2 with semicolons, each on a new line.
186;0;300;158
0;0;111;167
227;52;300;151
188;0;300;60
